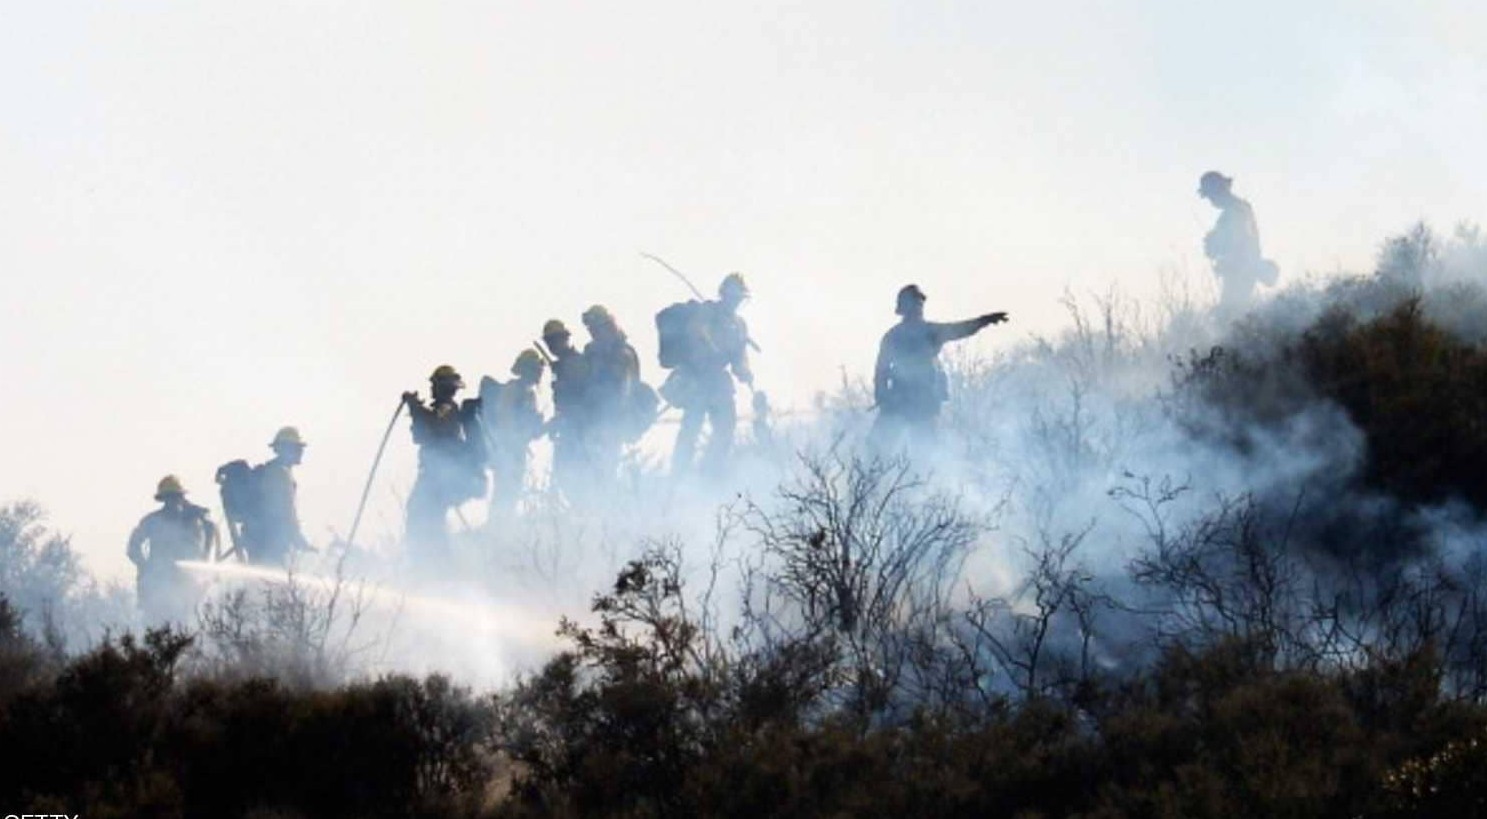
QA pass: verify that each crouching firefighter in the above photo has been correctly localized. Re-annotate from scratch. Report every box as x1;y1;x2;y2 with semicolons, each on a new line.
403;365;487;558
216;426;313;567
126;475;220;624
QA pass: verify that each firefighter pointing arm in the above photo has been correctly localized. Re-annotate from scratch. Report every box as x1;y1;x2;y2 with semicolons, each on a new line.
872;284;1008;448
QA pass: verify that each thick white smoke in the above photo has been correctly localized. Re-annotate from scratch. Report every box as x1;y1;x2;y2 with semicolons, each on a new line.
5;224;1484;692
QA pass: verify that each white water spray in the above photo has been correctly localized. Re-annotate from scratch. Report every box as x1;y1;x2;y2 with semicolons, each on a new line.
178;560;565;656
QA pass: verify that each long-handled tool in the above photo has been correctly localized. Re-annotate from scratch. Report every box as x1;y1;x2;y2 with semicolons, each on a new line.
640;251;762;353
346;399;405;548
641;251;706;301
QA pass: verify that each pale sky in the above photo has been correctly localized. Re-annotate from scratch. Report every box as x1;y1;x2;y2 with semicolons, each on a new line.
3;1;1484;581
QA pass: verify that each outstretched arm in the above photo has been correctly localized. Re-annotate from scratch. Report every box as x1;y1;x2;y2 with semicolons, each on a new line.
930;312;1008;345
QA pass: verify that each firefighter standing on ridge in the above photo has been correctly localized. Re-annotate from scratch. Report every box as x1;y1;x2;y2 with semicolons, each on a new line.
480;349;546;514
403;365;486;557
540;319;593;499
233;426;312;566
1199;170;1278;316
126;475;219;624
872;284;1007;450
660;272;754;477
580;305;645;487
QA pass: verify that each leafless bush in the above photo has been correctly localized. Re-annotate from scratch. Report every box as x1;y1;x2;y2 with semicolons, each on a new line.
574;541;724;683
1313;550;1487;702
1117;474;1317;669
737;448;983;717
958;523;1110;702
1114;472;1487;700
193;555;378;687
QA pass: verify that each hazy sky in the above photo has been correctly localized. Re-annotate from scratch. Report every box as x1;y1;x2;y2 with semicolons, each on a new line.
3;1;1484;580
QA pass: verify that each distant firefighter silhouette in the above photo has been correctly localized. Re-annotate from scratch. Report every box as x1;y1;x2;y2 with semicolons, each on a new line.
540;318;595;500
872;284;1007;451
402;365;487;558
579;304;649;489
126;475;219;624
216;426;312;567
1199;171;1278;316
658;273;755;478
480;349;546;515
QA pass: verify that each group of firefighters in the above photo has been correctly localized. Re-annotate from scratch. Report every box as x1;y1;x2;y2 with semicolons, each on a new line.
125;171;1274;622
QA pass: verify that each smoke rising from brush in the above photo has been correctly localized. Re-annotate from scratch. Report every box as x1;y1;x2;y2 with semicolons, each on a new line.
3;224;1485;692
8;3;1486;593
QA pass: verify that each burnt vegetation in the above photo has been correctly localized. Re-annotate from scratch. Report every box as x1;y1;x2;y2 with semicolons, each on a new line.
3;226;1487;816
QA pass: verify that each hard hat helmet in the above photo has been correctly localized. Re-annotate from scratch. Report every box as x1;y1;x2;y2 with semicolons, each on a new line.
581;304;614;327
541;319;569;339
895;284;927;315
512;348;545;377
719;272;750;299
270;426;306;449
1198;170;1232;196
155;474;187;500
429;364;464;388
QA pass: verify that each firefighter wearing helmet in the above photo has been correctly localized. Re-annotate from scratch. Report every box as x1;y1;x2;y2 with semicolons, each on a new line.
579;305;649;488
245;426;311;566
479;348;548;515
401;365;487;558
126;475;220;623
1198;170;1278;316
872;284;1008;451
660;272;756;478
540;317;595;500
